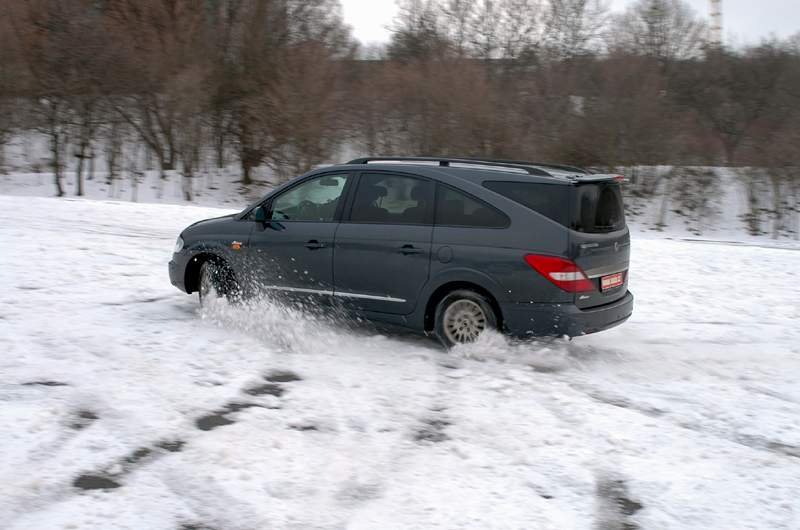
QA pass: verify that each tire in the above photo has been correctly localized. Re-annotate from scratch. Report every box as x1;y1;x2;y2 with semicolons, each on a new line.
198;260;237;306
434;289;498;348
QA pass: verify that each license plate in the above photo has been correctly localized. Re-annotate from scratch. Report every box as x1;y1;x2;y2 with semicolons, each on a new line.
601;272;624;291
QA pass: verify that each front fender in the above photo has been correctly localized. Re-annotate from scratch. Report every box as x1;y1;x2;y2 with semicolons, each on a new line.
181;241;243;294
186;240;239;261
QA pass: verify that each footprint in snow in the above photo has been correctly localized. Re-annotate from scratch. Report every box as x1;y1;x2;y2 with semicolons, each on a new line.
195;402;266;431
414;416;451;443
70;410;98;430
264;370;302;383
74;439;185;491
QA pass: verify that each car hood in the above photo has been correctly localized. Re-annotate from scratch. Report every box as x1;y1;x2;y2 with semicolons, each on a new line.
187;213;238;229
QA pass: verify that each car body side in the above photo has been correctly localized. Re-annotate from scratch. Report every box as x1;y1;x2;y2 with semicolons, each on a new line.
169;163;633;338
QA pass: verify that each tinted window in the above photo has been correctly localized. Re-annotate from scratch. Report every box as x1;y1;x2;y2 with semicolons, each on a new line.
350;173;434;224
574;182;626;233
271;174;348;222
483;181;570;227
435;185;508;228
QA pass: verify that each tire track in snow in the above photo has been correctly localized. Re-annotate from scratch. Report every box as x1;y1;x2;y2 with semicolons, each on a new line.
162;470;269;530
0;368;302;527
565;380;800;460
193;297;461;526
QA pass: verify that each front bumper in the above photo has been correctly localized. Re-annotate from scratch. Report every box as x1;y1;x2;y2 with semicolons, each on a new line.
501;291;634;338
168;253;190;293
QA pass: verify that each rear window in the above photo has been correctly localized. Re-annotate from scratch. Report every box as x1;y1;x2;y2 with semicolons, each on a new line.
574;182;626;233
483;180;626;233
483;181;570;226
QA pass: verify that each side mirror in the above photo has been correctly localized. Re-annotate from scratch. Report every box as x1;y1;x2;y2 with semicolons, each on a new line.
254;206;268;223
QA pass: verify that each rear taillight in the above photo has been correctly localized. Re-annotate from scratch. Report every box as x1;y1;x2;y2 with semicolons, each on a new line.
524;254;594;293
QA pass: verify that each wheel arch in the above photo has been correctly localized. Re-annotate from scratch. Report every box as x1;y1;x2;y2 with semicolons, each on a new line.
183;252;230;294
423;281;503;333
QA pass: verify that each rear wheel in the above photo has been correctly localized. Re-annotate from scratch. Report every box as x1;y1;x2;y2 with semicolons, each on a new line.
434;289;498;348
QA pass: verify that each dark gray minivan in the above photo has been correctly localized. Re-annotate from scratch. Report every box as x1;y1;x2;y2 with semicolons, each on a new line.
169;157;633;346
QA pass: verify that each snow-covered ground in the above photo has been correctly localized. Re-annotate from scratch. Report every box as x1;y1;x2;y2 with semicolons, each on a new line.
1;194;799;530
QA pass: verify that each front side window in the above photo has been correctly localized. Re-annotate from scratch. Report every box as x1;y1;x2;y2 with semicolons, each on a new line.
350;173;434;224
270;174;348;222
435;185;509;228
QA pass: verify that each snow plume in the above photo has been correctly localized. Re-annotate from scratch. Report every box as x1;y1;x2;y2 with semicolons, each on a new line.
449;329;573;372
201;291;574;374
199;292;346;354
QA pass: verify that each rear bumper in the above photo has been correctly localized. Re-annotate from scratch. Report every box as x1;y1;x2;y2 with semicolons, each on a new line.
501;291;633;338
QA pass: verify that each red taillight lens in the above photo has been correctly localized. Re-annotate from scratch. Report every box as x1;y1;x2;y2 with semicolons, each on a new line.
524;254;595;293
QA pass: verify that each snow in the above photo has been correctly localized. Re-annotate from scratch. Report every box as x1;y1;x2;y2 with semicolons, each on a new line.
1;194;799;529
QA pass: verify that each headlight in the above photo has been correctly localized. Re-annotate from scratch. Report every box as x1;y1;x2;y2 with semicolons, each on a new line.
173;236;184;253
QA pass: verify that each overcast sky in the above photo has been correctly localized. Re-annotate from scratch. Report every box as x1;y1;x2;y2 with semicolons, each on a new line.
340;0;799;47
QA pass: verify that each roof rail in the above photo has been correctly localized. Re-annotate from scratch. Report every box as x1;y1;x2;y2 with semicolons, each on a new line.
346;157;553;177
458;157;589;174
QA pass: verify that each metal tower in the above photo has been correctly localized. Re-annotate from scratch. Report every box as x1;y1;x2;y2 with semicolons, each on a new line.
709;0;723;46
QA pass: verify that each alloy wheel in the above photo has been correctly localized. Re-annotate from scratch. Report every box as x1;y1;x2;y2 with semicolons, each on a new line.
442;299;487;344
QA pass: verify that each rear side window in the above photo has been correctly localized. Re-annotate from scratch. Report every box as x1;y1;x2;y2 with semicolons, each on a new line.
574;183;626;233
350;173;434;225
483;181;570;227
435;185;508;228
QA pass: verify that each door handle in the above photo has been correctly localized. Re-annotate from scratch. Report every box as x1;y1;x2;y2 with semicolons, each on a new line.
304;240;326;250
398;244;423;255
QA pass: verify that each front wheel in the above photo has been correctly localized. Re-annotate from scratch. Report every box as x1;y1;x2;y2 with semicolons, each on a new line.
198;261;237;306
434;290;498;348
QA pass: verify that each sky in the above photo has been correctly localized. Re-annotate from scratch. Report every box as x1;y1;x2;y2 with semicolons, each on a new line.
339;0;800;47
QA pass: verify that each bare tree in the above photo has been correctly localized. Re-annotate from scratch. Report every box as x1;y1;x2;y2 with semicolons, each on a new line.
469;0;545;61
0;12;23;173
543;0;610;60
267;44;348;178
610;0;707;64
388;0;449;61
212;0;355;184
468;0;502;62
437;0;543;64
671;45;793;165
497;0;544;63
11;0;89;196
102;115;125;193
735;43;800;238
71;98;100;196
439;0;474;57
170;67;210;201
105;0;212;187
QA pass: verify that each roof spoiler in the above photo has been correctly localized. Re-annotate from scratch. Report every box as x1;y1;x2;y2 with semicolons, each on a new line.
570;174;629;183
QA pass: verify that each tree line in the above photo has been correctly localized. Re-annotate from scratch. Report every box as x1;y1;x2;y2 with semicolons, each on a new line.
1;0;799;202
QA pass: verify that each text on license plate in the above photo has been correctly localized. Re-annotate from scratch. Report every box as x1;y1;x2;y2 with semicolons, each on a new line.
601;272;624;291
